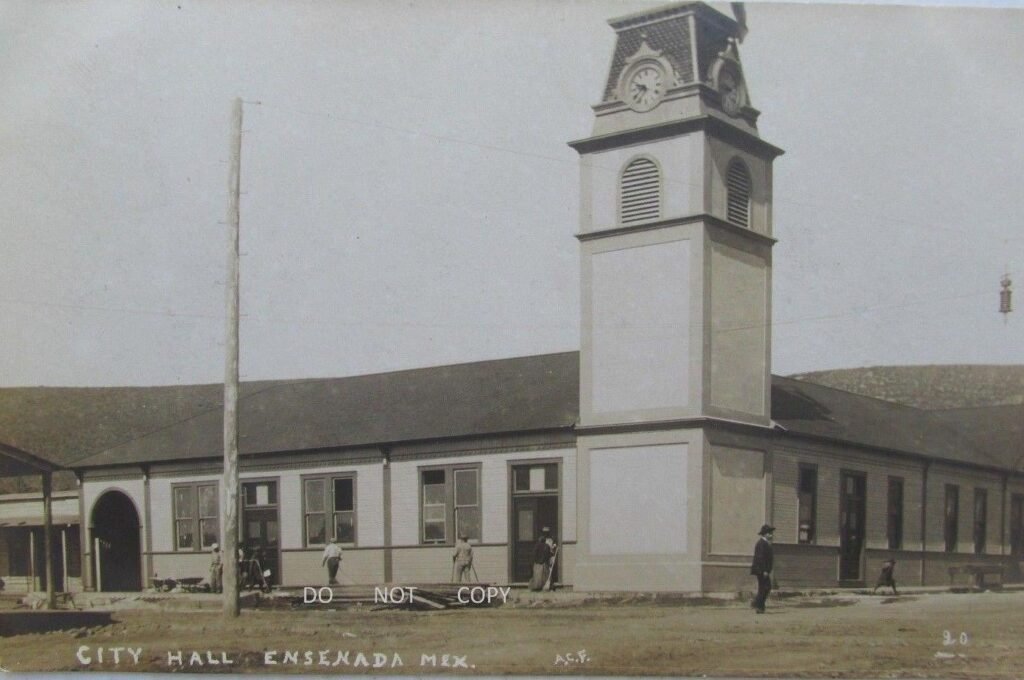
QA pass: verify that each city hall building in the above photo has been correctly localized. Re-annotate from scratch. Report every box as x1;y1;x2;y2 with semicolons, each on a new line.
3;2;1023;594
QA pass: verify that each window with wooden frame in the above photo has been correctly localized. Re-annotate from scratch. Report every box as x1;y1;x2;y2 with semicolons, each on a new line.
243;480;277;507
797;464;817;544
513;463;558;493
973;488;987;555
944;484;959;553
454;468;481;543
302;474;356;546
172;482;219;551
420;464;481;545
887;477;904;550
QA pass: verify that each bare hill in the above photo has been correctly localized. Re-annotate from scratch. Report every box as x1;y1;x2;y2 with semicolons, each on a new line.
791;365;1024;410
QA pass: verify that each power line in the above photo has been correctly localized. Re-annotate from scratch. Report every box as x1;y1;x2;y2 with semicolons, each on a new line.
3;102;1017;335
253;100;1022;247
0;297;225;320
66;379;307;466
1;262;1019;334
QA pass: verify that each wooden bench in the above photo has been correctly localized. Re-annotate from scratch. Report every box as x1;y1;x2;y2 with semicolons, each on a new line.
948;564;1003;589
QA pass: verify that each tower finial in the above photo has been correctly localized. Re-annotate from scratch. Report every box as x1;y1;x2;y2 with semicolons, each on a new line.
731;2;749;43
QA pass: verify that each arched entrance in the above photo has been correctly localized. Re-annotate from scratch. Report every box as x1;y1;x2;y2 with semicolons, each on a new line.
90;490;142;592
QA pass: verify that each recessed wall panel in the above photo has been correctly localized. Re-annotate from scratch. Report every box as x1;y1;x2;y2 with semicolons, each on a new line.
591;240;690;414
710;241;767;417
709;447;765;555
589;444;688;555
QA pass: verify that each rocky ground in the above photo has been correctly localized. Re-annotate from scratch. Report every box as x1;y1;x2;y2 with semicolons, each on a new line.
1;589;1022;676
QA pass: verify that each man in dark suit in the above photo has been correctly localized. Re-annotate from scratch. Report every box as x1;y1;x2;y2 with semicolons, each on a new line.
529;527;553;591
750;524;775;613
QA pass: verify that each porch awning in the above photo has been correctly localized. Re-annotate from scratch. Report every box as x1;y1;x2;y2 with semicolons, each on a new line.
0;514;78;527
0;442;62;476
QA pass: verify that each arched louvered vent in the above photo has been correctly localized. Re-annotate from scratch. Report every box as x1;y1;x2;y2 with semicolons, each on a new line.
619;158;661;225
726;160;752;228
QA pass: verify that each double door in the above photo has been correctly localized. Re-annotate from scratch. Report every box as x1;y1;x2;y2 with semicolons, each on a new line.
512;495;559;583
510;463;561;583
839;471;866;581
241;480;279;587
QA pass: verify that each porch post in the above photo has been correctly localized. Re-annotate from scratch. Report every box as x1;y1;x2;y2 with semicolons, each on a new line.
61;527;69;593
43;472;56;609
28;529;35;592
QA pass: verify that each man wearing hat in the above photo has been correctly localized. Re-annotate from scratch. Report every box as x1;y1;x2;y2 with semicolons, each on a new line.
529;527;553;591
750;524;775;613
209;543;222;593
452;533;474;583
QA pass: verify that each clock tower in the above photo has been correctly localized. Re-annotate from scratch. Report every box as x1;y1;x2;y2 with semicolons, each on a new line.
569;2;783;591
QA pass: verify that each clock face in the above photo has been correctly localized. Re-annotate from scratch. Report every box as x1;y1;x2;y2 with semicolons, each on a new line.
627;64;665;111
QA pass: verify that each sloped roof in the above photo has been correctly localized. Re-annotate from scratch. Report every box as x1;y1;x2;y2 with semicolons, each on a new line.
0;352;1019;474
0;441;63;476
70;352;580;468
770;376;998;468
929;404;1024;472
0;515;78;527
0;381;264;467
790;365;1024;409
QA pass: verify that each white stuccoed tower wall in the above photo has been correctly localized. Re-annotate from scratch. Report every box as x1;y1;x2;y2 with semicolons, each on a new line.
569;1;783;591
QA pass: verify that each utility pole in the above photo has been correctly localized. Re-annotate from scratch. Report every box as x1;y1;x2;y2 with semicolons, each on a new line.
42;471;55;610
223;97;243;618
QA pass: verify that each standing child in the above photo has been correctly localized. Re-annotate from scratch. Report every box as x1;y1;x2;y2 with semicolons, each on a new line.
321;538;343;586
873;559;898;595
452;534;473;583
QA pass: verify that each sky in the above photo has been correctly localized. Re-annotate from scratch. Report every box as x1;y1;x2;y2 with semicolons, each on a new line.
1;0;1022;387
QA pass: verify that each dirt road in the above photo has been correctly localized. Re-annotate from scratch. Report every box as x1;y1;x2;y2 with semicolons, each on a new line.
1;590;1021;676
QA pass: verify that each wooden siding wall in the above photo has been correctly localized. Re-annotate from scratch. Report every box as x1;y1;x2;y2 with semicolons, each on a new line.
708;446;765;555
773;445;923;551
70;438;1024;592
771;440;1022;587
773;544;839;587
83;446;575;587
864;552;922;588
923;464;1003;554
389;447;576;549
0;495;80;522
148;463;385;554
282;548;385;585
152;551;209;582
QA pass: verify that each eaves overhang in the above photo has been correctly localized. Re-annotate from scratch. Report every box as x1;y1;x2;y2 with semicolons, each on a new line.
568;115;784;159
